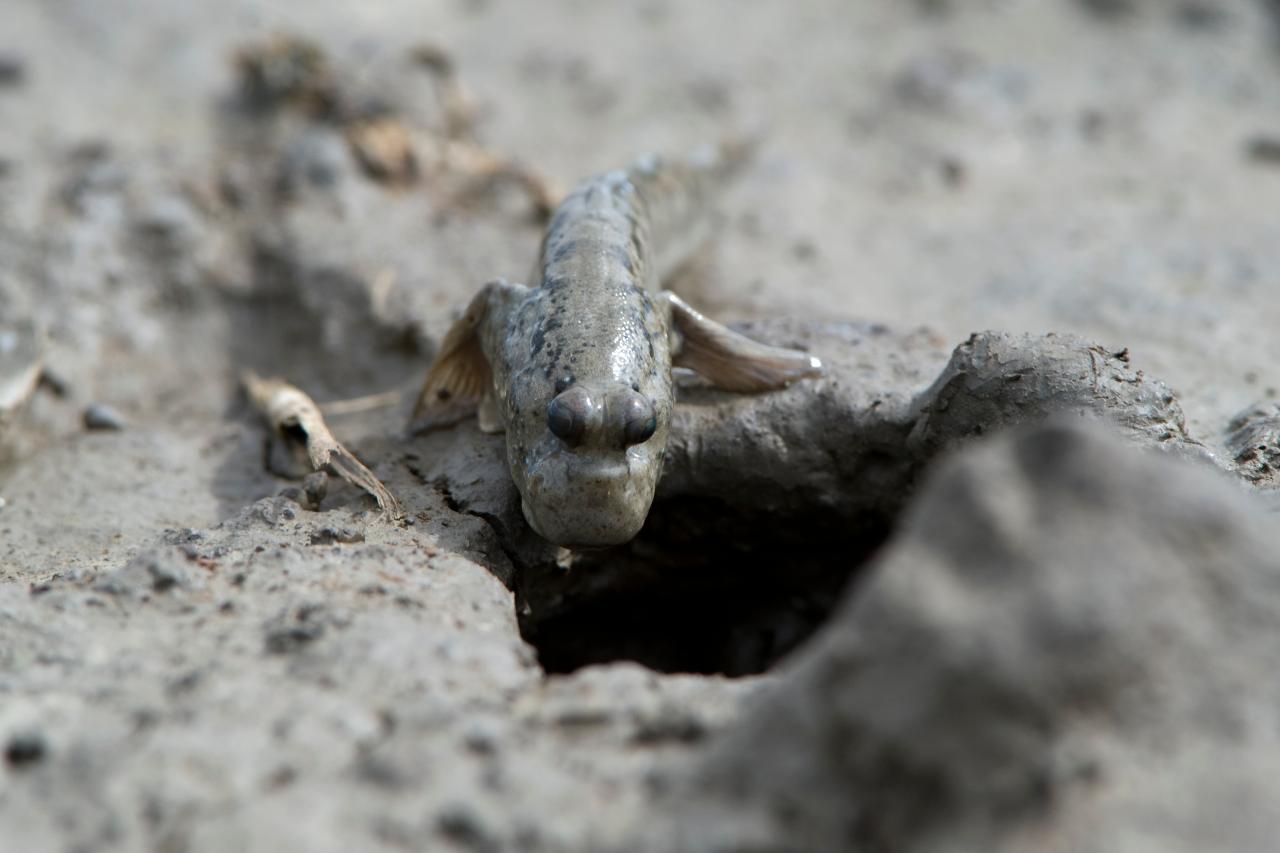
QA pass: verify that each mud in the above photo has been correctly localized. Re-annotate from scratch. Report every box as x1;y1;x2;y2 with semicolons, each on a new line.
2;1;1280;851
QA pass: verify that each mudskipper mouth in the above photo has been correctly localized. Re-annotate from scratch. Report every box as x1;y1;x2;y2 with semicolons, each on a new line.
520;491;647;550
519;494;629;548
520;498;549;541
519;450;654;547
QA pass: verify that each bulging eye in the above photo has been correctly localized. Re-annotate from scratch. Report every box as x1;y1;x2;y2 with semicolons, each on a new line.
621;394;657;446
547;386;593;446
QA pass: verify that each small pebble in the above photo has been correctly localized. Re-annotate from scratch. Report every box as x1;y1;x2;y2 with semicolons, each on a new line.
940;156;966;188
1076;0;1135;19
463;718;502;755
303;471;328;508
1245;136;1280;166
37;368;69;397
0;55;24;87
436;804;496;849
1175;0;1226;30
4;731;46;768
83;403;126;431
277;486;306;505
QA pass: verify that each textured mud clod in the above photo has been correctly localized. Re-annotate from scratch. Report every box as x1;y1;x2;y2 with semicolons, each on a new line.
665;421;1280;852
908;331;1200;456
1226;402;1280;487
93;548;207;596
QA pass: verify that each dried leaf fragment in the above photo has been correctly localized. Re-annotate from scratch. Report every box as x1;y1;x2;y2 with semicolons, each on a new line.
347;117;419;186
243;371;403;520
235;34;338;118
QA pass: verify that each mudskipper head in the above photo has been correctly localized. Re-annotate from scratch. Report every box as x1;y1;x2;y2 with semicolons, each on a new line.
506;374;670;549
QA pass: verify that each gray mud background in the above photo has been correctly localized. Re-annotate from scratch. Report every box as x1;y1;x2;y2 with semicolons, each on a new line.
3;1;1280;851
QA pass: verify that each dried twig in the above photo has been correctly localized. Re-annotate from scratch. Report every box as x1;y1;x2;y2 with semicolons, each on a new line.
420;136;565;219
320;389;404;416
409;43;479;139
243;371;403;519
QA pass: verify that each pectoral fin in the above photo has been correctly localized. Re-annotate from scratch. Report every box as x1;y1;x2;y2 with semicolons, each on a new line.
409;279;525;433
663;291;823;392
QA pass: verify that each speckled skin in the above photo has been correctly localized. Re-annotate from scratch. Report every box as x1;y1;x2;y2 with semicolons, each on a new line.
477;147;741;547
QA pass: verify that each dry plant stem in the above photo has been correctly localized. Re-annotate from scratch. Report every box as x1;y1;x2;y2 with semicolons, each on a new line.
409;42;479;138
242;371;404;519
319;389;404;416
417;137;564;217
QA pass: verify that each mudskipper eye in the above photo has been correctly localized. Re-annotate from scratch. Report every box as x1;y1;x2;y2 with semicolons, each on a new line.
621;394;657;446
547;386;593;446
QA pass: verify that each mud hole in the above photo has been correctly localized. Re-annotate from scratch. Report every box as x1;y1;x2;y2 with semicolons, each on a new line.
513;498;894;676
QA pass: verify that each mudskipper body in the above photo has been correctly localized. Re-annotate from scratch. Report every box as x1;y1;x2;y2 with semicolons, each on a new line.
411;142;822;548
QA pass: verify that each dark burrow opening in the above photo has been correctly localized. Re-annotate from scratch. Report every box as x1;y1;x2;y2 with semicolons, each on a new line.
513;497;894;677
